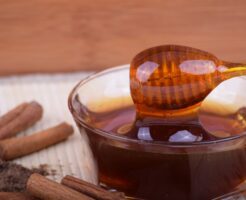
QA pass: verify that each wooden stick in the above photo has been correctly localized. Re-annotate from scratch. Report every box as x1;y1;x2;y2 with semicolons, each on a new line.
0;192;37;200
61;176;125;200
0;122;73;160
0;101;43;140
27;173;93;200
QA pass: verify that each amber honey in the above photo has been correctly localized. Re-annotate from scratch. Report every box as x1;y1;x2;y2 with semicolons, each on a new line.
74;104;246;200
70;45;246;200
130;45;246;122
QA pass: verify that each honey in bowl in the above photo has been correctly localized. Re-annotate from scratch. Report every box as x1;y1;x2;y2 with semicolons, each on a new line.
69;45;246;200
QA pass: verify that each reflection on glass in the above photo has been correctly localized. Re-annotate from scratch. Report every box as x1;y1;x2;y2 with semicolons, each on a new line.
136;61;159;83
179;60;216;75
137;127;153;141
169;130;202;142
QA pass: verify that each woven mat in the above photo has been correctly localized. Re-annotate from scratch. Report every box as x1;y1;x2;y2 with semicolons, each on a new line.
0;72;97;183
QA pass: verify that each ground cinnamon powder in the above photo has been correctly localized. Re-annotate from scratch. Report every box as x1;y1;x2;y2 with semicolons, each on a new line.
0;159;49;192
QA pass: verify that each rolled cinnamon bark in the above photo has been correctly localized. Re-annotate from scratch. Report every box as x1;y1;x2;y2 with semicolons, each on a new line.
0;102;29;128
0;101;43;140
0;122;73;160
0;192;37;200
62;176;125;200
27;173;93;200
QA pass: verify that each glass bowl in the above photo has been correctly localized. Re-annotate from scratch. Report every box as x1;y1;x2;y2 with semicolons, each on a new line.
68;65;246;200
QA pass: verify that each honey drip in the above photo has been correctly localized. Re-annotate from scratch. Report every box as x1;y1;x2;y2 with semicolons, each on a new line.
130;45;246;123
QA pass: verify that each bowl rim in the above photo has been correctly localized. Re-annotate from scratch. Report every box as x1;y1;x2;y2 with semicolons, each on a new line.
68;64;246;148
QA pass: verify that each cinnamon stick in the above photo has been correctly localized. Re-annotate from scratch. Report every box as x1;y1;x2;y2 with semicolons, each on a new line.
0;122;73;160
61;176;125;200
0;101;43;140
27;173;93;200
0;192;37;200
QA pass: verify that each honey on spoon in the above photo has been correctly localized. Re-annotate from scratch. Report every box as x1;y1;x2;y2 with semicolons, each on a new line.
125;45;246;141
130;45;245;121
